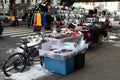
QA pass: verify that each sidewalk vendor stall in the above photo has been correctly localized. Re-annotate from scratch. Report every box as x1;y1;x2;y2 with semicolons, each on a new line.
28;5;107;75
52;8;107;46
38;32;89;75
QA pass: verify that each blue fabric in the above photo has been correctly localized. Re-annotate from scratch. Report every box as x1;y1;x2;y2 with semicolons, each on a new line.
41;13;47;26
30;13;35;27
54;7;58;14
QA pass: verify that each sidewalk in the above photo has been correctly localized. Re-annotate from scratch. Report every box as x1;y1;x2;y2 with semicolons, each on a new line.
35;29;120;80
3;40;120;80
35;41;120;80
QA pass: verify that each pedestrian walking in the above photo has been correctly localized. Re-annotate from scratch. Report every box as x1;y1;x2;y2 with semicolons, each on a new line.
10;16;19;26
27;13;33;28
27;13;30;28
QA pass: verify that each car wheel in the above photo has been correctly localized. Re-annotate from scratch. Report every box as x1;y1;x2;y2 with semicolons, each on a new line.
4;18;9;23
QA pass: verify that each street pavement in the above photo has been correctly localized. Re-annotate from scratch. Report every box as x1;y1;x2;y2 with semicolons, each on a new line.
0;23;120;80
0;25;35;80
36;42;120;80
2;26;35;39
36;29;120;80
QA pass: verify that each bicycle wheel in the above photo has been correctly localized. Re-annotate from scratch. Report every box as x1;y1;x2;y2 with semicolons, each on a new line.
3;53;26;77
30;54;41;65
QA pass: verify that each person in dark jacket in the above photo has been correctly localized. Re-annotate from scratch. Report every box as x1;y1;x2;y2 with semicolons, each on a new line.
0;20;3;36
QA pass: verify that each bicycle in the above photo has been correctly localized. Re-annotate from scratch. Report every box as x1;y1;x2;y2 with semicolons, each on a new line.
2;32;48;77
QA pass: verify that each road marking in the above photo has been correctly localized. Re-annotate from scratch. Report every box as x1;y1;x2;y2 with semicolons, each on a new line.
3;27;35;38
3;29;33;34
3;27;52;39
10;32;37;37
3;31;33;36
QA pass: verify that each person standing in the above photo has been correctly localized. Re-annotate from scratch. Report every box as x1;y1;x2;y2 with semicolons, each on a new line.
10;15;19;26
0;19;3;37
27;13;31;28
104;16;111;40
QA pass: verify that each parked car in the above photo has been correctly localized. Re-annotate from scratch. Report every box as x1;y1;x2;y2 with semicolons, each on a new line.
0;12;10;23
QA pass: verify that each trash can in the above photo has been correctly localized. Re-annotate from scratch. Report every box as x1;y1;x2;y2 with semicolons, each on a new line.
74;50;86;70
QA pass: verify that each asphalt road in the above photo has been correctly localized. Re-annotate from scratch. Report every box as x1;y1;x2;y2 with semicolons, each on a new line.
0;37;18;67
0;22;32;68
0;25;32;80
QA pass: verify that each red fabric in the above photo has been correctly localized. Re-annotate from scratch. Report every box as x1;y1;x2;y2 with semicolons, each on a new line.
105;19;110;27
79;23;86;26
33;13;37;26
55;21;62;27
71;32;79;36
84;32;91;38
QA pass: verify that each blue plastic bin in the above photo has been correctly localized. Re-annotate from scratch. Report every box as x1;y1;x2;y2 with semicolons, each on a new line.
44;57;74;75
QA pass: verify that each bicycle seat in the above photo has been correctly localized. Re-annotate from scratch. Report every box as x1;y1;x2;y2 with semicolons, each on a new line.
20;40;30;45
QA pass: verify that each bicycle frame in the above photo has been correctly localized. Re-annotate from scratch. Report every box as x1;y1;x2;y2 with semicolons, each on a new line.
17;33;48;66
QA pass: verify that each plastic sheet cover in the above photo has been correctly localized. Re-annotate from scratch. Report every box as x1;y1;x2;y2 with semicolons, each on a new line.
39;41;89;60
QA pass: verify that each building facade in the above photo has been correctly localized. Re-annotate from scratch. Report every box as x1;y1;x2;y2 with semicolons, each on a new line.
0;0;120;17
0;0;9;12
99;1;120;11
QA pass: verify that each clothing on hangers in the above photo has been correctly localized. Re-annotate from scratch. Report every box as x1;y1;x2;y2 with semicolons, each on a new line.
41;13;47;26
34;12;42;26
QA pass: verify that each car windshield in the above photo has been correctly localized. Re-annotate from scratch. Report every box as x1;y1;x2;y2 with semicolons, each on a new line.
5;13;10;16
0;13;10;16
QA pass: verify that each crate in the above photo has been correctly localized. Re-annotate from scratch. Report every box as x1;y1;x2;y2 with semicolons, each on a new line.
74;50;86;70
44;57;74;75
